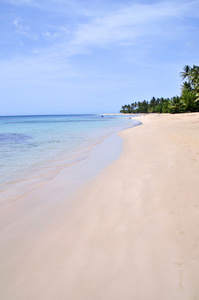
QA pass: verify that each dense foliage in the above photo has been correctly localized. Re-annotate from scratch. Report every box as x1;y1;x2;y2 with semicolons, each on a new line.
120;65;199;114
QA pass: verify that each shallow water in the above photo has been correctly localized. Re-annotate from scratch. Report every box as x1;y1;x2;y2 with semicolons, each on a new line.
0;114;140;203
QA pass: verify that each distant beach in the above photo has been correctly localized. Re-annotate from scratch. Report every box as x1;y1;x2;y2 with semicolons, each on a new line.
0;113;199;299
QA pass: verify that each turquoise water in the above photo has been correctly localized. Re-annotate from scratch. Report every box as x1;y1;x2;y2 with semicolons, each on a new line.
0;114;139;202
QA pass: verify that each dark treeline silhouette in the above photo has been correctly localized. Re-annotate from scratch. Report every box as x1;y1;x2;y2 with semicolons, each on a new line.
120;65;199;114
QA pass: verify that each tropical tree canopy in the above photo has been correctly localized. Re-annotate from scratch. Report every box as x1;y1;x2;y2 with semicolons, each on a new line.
120;65;199;114
180;65;199;102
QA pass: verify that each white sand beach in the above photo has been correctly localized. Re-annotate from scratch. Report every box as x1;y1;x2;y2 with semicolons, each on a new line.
1;113;199;299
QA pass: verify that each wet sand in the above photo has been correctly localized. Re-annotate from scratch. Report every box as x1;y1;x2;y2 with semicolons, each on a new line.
1;113;199;299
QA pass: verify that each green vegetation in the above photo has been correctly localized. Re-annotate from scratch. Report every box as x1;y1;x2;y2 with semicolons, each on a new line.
120;65;199;114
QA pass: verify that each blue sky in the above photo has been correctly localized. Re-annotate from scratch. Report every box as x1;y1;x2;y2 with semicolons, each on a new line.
0;0;199;115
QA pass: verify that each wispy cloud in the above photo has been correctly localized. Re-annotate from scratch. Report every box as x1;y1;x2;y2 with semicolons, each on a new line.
69;1;197;50
13;19;37;38
3;0;199;55
1;0;199;114
13;19;27;30
2;0;199;61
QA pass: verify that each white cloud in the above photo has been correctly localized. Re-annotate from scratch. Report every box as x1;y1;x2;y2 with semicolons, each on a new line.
2;0;199;62
42;31;61;39
13;19;29;32
4;0;199;55
2;0;197;76
42;26;70;40
13;19;38;40
1;0;199;115
69;1;193;50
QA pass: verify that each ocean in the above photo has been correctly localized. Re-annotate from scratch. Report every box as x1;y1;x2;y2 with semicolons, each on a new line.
0;114;140;203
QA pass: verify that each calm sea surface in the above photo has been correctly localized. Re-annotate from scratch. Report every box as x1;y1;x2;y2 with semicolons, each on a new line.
0;114;139;202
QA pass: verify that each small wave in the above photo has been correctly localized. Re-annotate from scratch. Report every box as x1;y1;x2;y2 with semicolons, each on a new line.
4;119;104;124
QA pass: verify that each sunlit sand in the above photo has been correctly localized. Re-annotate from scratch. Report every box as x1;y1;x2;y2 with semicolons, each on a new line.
0;113;199;299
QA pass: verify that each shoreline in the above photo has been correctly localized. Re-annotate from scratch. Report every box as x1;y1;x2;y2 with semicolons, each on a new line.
0;115;137;205
0;133;122;205
1;113;199;299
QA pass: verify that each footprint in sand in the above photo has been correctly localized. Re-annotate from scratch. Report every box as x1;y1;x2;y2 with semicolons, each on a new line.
174;262;185;291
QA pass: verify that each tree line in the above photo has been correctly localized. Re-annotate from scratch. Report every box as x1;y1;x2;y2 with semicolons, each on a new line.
120;65;199;114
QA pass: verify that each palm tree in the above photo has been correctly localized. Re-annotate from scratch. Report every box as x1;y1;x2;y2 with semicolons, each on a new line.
181;82;196;112
180;65;199;102
170;96;186;113
130;103;135;112
190;65;199;85
180;65;191;81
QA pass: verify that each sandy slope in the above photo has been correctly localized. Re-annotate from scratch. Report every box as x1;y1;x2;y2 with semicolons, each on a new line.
1;113;199;299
